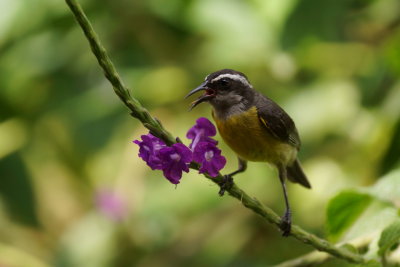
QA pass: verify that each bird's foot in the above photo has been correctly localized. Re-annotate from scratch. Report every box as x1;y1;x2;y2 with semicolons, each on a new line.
280;211;291;237
218;175;234;196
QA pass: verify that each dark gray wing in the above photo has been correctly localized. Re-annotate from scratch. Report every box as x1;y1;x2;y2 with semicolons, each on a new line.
255;94;301;149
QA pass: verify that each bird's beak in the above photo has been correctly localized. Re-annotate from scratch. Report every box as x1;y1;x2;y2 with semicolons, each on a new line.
185;82;215;110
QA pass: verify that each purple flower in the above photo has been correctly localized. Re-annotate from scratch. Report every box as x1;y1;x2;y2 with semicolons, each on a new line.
193;141;226;177
96;189;127;221
134;117;226;184
159;143;193;184
133;134;166;170
186;117;217;150
134;134;193;184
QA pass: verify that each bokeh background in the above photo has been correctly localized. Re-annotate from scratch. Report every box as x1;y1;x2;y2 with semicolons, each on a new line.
1;0;400;266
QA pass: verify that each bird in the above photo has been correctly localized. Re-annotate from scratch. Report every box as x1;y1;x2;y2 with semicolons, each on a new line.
185;69;311;236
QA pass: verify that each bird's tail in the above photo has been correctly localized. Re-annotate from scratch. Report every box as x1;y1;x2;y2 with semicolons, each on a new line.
286;159;311;189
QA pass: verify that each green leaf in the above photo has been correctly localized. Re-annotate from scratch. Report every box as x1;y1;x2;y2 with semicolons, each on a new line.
379;121;400;174
326;190;372;239
378;219;400;256
369;169;400;206
0;153;39;227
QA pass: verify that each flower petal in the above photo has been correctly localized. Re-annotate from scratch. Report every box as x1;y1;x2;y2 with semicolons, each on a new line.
133;133;166;170
159;143;193;184
173;143;193;163
192;141;226;177
162;162;182;184
196;117;217;136
186;117;216;139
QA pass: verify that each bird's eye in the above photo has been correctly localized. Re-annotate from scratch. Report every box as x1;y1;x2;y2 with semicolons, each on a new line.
220;79;229;86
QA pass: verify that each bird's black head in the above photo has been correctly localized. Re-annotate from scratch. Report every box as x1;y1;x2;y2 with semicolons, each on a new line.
186;69;254;110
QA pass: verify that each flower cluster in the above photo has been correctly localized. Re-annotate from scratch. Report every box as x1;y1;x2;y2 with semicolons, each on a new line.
187;118;226;178
134;135;192;184
133;117;226;184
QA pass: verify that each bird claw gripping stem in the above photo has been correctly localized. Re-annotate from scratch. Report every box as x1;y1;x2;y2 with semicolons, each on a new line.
218;175;234;196
280;211;292;237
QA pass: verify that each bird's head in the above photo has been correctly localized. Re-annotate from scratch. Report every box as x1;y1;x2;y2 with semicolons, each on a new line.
186;69;254;110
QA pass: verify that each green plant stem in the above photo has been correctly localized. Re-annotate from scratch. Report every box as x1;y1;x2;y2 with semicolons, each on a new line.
275;235;373;267
65;0;366;265
275;251;331;267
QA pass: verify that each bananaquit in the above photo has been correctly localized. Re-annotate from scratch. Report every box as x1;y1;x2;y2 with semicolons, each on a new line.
186;69;311;236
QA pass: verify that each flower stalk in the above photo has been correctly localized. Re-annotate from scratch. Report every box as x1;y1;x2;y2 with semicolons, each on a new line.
65;0;366;264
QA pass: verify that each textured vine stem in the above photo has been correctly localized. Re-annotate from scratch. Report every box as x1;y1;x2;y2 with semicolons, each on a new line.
65;0;366;265
275;235;373;267
64;0;176;145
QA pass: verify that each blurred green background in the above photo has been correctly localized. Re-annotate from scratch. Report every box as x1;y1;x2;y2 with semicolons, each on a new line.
1;0;400;266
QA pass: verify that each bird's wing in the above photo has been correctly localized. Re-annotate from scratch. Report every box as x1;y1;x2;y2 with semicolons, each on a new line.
256;97;301;149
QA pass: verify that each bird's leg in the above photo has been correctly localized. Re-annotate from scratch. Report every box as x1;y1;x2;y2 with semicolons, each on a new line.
219;158;247;196
278;166;291;237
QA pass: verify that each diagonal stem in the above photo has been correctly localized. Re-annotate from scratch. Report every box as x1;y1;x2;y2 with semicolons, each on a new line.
64;0;366;264
275;235;373;267
65;0;176;145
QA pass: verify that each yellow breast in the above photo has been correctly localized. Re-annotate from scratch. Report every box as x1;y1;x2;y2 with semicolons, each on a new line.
212;106;296;165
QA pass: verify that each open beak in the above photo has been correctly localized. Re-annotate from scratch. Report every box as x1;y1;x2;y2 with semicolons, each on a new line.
185;82;215;110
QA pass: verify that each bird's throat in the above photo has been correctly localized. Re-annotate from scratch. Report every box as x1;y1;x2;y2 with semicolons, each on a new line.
211;102;250;121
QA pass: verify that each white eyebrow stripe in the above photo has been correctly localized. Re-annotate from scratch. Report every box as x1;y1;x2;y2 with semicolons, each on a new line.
210;73;252;87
